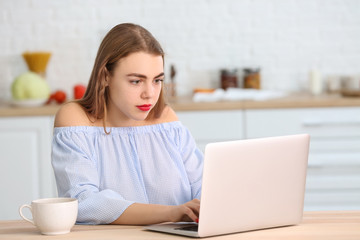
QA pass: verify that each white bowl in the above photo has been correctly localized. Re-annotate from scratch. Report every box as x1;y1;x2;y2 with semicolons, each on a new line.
10;99;48;107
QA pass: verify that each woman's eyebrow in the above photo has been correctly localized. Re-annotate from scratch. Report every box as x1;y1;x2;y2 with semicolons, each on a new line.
154;72;165;78
126;73;147;78
126;72;164;79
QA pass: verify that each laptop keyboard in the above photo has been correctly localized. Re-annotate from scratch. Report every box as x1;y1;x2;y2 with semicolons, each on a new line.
175;225;199;232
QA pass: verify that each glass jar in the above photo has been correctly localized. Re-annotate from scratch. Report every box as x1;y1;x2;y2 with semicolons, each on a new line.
221;69;238;90
243;68;261;89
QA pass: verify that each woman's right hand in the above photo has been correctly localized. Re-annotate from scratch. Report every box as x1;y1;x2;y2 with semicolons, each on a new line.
111;199;201;225
169;199;200;223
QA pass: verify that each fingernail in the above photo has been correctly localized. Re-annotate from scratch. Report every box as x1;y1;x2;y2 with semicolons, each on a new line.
195;219;199;223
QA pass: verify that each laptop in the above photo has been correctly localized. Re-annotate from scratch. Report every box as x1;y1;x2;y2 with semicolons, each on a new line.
144;134;310;238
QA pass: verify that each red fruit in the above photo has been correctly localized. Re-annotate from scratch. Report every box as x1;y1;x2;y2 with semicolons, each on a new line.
53;90;66;104
74;84;86;99
46;93;55;104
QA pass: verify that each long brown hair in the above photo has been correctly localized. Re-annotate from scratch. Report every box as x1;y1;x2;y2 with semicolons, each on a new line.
78;23;166;131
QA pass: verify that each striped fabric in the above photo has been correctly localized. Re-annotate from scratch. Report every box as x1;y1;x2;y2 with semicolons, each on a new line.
51;121;203;224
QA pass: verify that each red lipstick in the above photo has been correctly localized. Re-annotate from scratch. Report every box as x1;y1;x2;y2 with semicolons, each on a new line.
136;104;152;111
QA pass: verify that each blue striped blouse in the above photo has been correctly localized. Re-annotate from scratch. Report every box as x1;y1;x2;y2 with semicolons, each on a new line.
51;121;203;225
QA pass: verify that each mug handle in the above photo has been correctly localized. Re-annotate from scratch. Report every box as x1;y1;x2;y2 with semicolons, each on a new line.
19;204;34;225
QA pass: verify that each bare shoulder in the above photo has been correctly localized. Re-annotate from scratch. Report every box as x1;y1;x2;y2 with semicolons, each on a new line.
156;105;179;123
54;102;92;127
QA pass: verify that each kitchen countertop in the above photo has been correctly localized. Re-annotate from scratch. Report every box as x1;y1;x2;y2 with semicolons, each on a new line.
172;92;360;111
1;93;360;117
1;211;359;240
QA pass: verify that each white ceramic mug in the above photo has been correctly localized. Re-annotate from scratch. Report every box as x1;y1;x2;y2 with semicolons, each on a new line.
19;198;78;235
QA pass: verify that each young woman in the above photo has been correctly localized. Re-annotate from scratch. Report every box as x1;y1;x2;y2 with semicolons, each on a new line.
51;23;203;225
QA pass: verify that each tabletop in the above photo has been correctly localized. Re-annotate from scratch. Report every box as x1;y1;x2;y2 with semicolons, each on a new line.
1;211;359;239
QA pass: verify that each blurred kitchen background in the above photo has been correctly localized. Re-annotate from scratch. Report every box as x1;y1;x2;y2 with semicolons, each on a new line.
1;0;360;220
1;0;360;98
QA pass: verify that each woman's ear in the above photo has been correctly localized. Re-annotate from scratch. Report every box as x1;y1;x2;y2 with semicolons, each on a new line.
104;68;110;86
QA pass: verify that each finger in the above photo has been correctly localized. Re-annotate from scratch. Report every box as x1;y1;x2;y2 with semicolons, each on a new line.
186;199;200;208
184;206;199;222
186;201;200;214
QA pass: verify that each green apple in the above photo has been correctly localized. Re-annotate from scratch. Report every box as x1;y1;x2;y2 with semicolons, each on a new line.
11;72;50;100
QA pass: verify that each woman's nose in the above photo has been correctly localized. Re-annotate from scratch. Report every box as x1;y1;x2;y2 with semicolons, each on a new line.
141;82;155;99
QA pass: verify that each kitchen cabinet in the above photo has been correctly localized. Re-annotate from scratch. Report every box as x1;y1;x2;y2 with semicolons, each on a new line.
0;116;57;220
245;107;360;211
177;110;245;151
1;102;359;219
177;107;360;211
0;110;244;220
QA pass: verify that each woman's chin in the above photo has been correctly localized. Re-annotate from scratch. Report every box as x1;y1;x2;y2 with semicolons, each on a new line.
132;113;150;121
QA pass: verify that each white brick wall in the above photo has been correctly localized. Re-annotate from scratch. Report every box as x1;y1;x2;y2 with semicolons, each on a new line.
1;0;360;99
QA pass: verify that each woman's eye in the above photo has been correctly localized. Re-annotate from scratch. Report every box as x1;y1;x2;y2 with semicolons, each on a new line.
130;80;141;85
154;79;164;84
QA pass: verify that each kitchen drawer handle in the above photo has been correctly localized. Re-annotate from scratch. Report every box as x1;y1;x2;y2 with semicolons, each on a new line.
302;119;360;127
307;163;323;169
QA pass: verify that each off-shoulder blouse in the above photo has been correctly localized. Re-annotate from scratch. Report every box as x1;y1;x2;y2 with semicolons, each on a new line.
51;121;203;224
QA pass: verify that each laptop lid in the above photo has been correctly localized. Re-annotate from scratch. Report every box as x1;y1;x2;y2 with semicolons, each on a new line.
198;134;310;237
146;134;310;238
